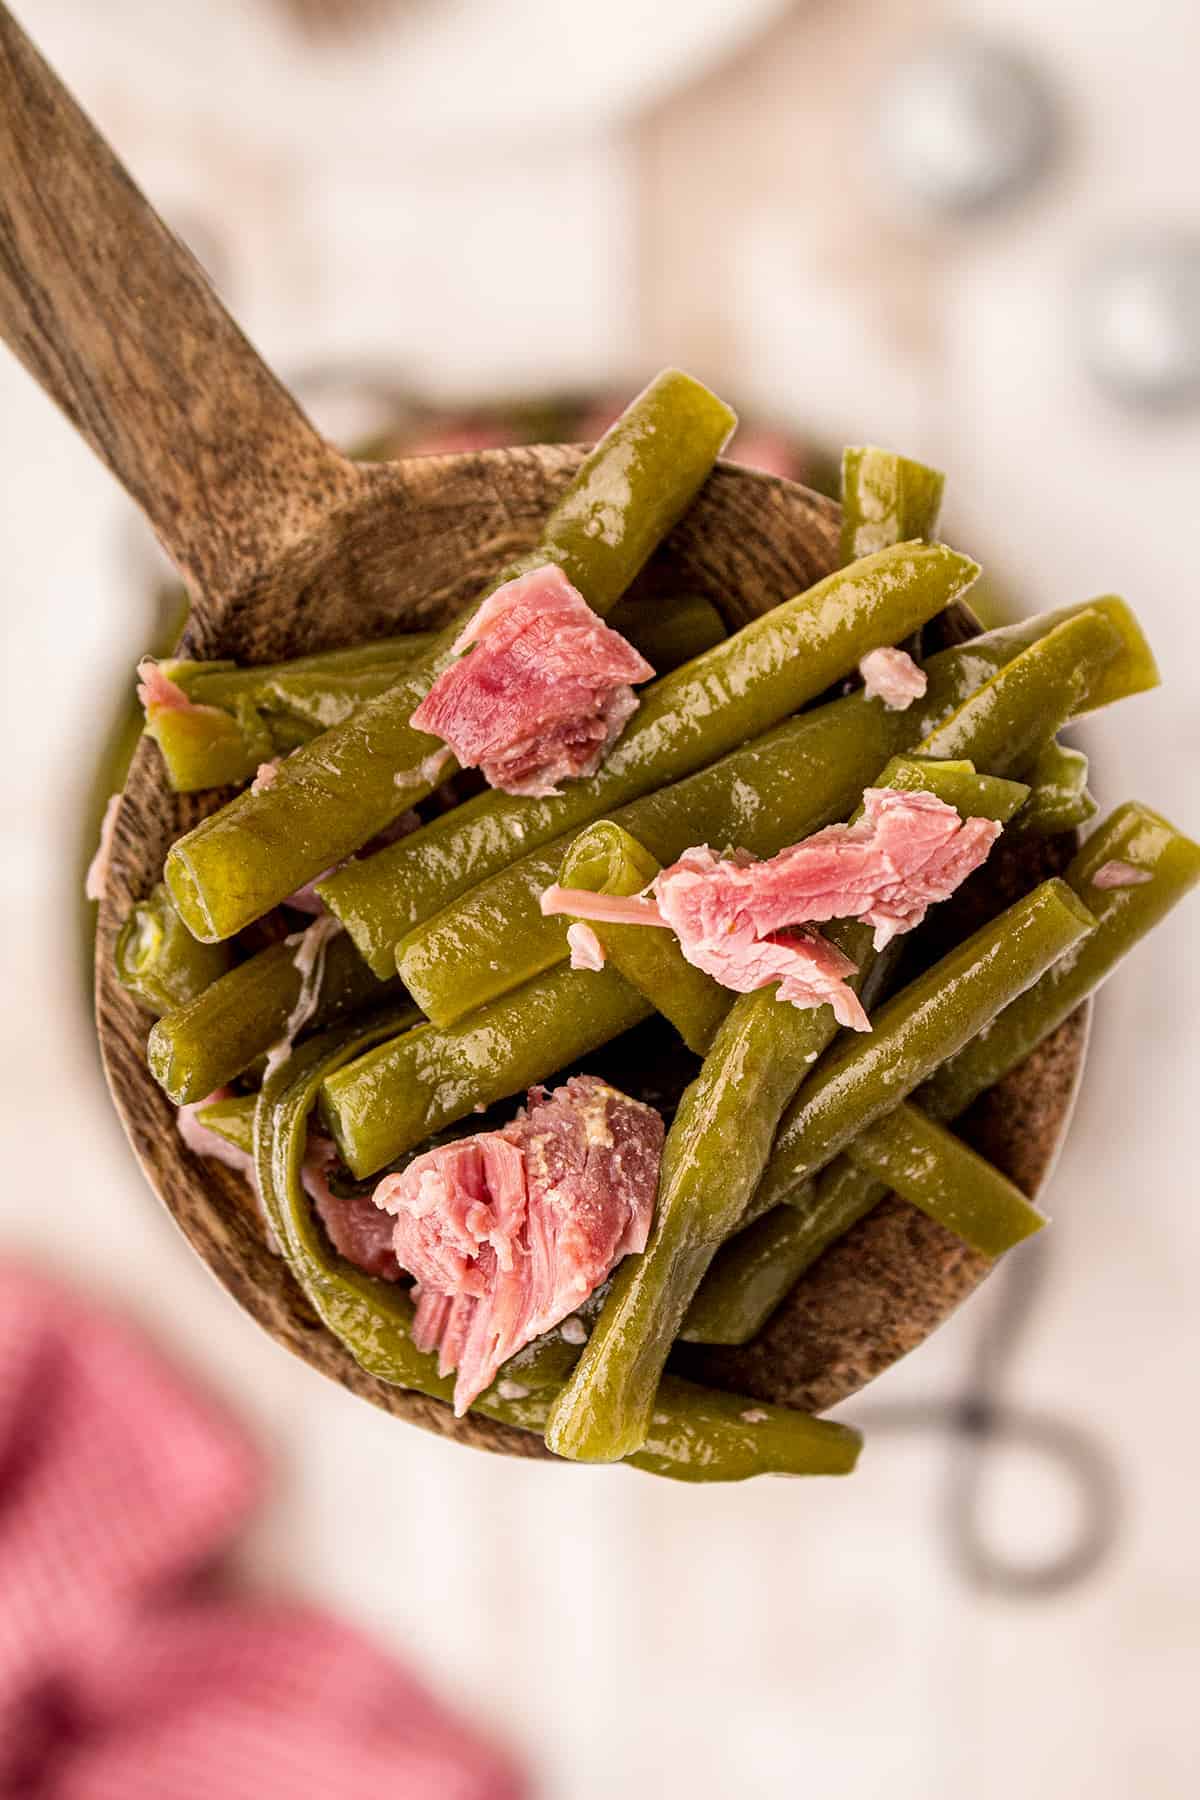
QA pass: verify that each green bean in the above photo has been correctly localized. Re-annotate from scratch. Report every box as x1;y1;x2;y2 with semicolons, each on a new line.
921;801;1200;1117
542;748;1039;1459
844;1105;1045;1252
318;964;650;1178
555;822;733;1054
839;446;945;563
165;371;738;942
331;540;980;977
149;928;406;1106
1019;739;1096;834
114;882;233;1013
753;879;1095;1209
915;609;1122;772
259;1019;861;1481
193;1093;256;1155
545;923;876;1462
396;603;1130;1027
872;755;1030;821
608;590;727;670
686;799;1200;1345
318;607;1153;1170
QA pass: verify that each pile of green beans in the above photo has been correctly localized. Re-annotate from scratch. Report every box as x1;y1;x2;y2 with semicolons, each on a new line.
684;801;1200;1347
164;371;738;942
145;593;726;793
116;391;1196;1481
254;1014;861;1482
326;539;977;973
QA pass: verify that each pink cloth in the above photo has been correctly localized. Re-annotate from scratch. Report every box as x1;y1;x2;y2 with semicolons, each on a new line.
0;1266;525;1799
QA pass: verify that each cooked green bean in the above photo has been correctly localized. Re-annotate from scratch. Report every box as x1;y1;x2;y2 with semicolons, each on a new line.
608;590;727;670
318;963;651;1178
114;882;233;1013
915;609;1121;772
555;821;733;1054
873;755;1030;821
545;761;1053;1458
921;801;1200;1117
844;1105;1046;1251
1019;738;1096;834
332;540;980;978
686;799;1200;1345
165;371;738;942
545;923;876;1462
396;603;1132;1028
839;446;945;563
193;1092;256;1155
149;928;406;1106
259;1018;861;1481
752;879;1095;1210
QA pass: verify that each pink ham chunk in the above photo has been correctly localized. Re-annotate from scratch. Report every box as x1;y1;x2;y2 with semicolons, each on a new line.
859;645;927;710
303;1137;402;1281
655;788;1001;960
566;921;607;970
408;564;654;798
542;786;1003;1031
373;1076;663;1415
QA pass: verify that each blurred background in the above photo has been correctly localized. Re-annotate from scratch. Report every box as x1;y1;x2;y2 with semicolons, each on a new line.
3;0;1199;1793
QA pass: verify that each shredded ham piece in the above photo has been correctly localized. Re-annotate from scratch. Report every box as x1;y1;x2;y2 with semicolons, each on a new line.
251;759;279;794
1091;859;1153;889
859;645;928;710
540;885;667;928
302;1136;401;1280
541;786;1002;1031
409;564;654;798
136;657;206;715
374;1077;663;1414
85;794;121;901
566;921;607;971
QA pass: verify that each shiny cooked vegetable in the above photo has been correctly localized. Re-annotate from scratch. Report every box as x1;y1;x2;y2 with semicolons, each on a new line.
257;1018;861;1482
164;371;738;942
686;800;1200;1345
545;877;1082;1462
1019;738;1096;834
114;881;233;1012
149;927;407;1106
147;594;725;794
318;604;1154;1173
318;963;651;1178
395;602;1137;1028
193;1092;256;1155
330;539;979;977
544;923;876;1463
839;445;945;563
147;638;434;791
753;880;1094;1212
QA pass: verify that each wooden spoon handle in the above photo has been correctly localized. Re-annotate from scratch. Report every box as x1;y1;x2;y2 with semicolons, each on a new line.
0;4;360;603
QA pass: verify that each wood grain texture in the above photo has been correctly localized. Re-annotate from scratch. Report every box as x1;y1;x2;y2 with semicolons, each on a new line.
94;446;1087;1461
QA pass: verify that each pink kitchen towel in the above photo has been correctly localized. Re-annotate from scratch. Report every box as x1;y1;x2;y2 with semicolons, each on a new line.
0;1265;527;1799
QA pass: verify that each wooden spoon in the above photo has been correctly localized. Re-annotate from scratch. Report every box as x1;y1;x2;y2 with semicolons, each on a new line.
0;5;1086;1463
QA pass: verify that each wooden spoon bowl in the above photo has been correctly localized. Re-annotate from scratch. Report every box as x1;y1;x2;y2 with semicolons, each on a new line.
0;5;1087;1462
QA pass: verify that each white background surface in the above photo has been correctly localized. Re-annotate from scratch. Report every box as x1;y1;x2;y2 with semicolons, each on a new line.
2;1;1199;1794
